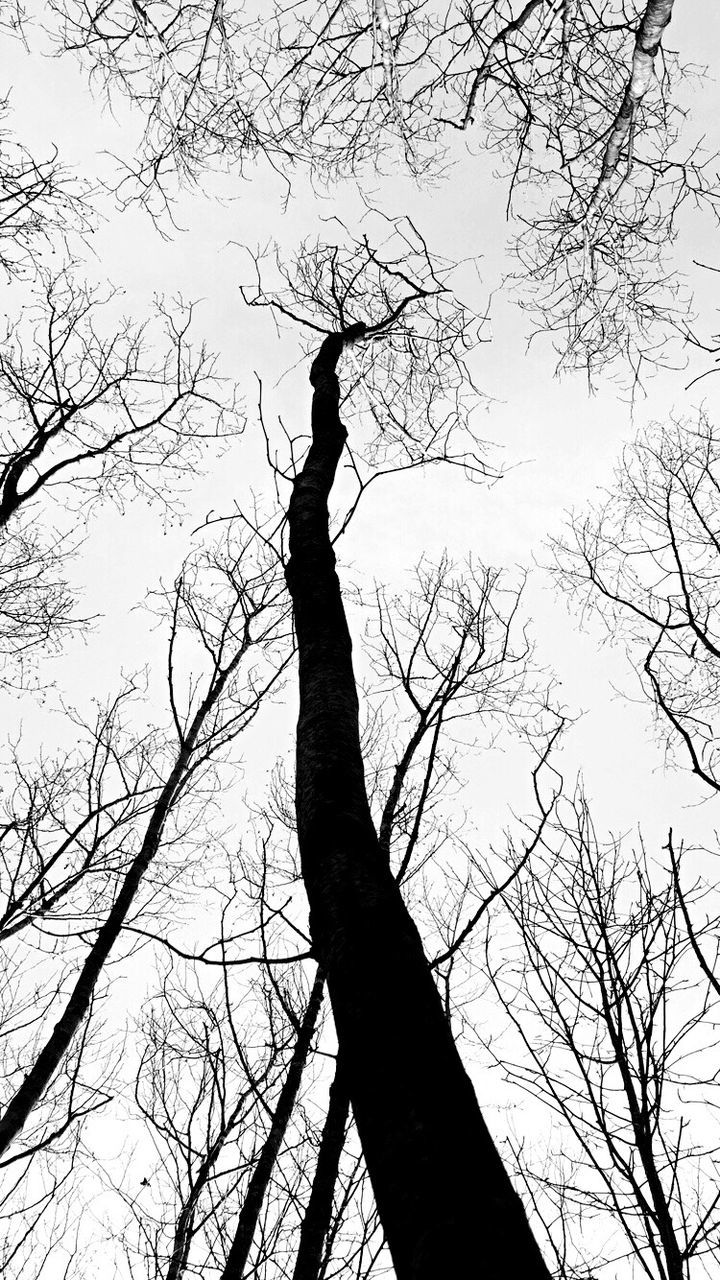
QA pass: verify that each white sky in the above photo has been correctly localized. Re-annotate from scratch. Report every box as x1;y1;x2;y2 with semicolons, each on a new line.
5;18;716;834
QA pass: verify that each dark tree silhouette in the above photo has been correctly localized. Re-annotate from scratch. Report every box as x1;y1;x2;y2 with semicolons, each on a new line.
487;795;720;1280
0;269;239;531
0;533;290;1160
282;318;551;1278
553;413;720;795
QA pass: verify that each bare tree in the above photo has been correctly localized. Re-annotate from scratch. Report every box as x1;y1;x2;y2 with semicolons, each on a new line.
124;218;565;1275
116;538;560;1279
666;831;720;1005
487;794;720;1280
47;0;711;371
267;242;552;1268
240;217;492;502
0;523;76;680
0;686;167;944
365;555;549;874
0;99;94;279
0;1128;86;1279
117;948;321;1280
216;968;325;1280
553;412;720;795
4;8;713;1267
0;261;244;686
291;1056;352;1280
0;267;240;531
0;529;290;1163
538;409;720;1274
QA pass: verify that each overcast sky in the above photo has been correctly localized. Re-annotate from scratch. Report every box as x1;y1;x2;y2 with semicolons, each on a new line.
2;7;720;1274
3;10;718;842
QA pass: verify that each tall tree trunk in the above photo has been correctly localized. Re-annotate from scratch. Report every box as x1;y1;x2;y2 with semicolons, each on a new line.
284;328;552;1280
0;655;242;1158
292;1057;350;1280
220;969;325;1280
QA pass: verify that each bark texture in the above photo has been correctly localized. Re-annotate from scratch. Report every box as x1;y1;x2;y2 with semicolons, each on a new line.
587;0;674;215
284;328;552;1279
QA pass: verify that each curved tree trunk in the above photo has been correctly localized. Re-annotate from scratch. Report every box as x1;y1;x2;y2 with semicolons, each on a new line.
284;328;551;1280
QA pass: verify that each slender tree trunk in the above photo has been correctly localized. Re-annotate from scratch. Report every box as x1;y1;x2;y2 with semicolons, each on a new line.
292;1058;350;1280
284;328;552;1280
220;969;325;1280
0;659;240;1157
166;1087;250;1280
599;990;685;1280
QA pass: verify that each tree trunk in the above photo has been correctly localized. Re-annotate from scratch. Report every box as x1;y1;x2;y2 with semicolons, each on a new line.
292;1057;350;1280
166;1087;250;1280
220;969;325;1280
284;328;552;1279
0;658;240;1158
